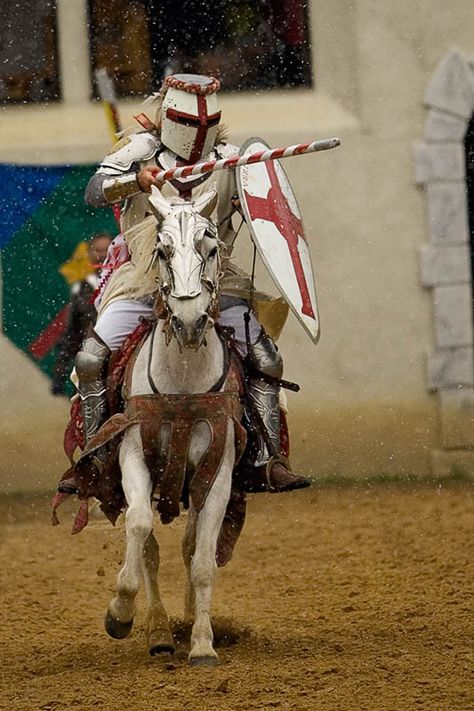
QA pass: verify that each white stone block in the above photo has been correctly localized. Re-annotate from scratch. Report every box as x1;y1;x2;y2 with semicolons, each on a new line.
439;388;474;448
414;143;465;184
433;284;474;348
425;184;469;245
426;347;474;391
424;110;467;143
420;245;470;287
424;50;474;119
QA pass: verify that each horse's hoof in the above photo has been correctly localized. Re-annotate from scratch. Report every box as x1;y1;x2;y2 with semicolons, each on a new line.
148;629;175;656
189;655;219;668
104;611;133;639
149;642;175;656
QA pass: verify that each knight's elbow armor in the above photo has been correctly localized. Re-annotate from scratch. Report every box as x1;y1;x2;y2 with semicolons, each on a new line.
85;131;160;207
87;171;142;206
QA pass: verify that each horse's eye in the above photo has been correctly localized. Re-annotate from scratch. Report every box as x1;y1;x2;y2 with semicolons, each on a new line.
156;241;173;259
156;243;167;259
208;246;218;259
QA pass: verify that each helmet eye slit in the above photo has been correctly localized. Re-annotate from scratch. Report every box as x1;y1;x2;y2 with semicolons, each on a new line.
177;116;200;128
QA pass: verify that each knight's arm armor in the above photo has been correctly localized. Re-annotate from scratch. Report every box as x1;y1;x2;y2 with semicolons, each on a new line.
85;132;161;208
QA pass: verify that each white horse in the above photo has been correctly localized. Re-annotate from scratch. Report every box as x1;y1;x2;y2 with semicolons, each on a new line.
104;187;242;667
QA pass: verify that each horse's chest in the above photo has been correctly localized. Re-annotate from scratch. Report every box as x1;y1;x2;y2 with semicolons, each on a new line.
124;393;243;525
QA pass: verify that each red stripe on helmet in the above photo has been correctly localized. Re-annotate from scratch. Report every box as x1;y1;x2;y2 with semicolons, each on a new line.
189;94;210;163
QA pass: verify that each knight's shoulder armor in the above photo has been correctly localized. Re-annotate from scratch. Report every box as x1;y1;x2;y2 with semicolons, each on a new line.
215;142;240;160
100;132;161;173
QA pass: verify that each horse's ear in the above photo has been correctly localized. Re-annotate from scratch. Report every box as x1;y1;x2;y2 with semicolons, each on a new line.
148;186;172;220
193;190;218;219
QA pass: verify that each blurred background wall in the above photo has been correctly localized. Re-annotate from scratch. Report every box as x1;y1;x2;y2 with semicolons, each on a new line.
1;0;473;493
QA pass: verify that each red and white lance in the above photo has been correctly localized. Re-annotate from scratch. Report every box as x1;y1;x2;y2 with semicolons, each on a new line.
154;137;341;183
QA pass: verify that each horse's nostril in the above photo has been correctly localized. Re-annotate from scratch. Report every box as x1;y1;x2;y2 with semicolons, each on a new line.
170;313;209;347
171;315;185;335
195;314;208;333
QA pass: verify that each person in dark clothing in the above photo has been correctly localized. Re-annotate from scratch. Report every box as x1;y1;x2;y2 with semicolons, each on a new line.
51;233;112;396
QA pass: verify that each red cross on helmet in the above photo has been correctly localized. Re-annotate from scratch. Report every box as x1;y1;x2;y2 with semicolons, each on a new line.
160;74;221;163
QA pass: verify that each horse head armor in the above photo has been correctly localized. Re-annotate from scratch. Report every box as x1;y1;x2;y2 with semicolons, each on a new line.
148;186;223;348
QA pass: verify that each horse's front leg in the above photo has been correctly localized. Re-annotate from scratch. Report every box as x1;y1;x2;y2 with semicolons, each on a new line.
105;425;153;640
189;420;234;667
142;531;175;655
182;506;197;622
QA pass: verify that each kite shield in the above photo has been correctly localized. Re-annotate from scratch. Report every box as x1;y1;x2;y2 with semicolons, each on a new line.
236;137;320;343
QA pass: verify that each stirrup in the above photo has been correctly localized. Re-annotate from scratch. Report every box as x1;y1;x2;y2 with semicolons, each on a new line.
91;452;106;475
58;477;79;495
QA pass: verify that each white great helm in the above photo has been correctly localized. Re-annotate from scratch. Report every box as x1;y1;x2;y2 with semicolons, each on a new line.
160;74;221;163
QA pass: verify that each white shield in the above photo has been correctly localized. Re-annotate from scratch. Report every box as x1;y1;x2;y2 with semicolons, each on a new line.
237;137;320;343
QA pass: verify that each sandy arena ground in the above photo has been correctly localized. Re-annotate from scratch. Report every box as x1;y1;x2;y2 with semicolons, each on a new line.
0;482;472;711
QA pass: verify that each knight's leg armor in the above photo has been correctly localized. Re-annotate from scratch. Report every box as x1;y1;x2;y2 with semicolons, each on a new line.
75;333;110;451
218;300;310;493
74;297;154;447
58;299;156;495
247;330;283;466
58;333;110;495
244;329;310;493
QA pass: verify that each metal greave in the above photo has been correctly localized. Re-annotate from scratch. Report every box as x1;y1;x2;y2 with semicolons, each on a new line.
75;335;110;445
79;382;108;444
248;379;281;466
246;329;283;466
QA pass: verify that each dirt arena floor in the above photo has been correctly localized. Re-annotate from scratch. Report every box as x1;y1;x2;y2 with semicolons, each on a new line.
0;481;472;711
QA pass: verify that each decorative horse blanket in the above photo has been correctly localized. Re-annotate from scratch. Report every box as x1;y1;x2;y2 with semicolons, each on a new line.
53;319;248;566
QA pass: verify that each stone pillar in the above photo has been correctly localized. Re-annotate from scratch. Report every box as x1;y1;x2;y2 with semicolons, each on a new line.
414;50;474;476
56;0;92;104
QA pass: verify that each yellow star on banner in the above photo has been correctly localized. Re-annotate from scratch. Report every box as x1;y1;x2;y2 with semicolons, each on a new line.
59;241;94;285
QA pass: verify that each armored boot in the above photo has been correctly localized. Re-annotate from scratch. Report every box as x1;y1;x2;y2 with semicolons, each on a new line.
58;334;110;494
246;378;310;493
241;330;310;493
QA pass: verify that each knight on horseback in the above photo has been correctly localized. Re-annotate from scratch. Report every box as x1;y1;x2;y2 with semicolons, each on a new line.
60;73;309;496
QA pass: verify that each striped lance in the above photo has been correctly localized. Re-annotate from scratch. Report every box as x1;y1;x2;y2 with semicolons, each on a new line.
155;137;341;183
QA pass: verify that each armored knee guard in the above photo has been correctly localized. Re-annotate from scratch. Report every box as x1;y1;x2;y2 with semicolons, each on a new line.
75;334;110;445
247;330;283;465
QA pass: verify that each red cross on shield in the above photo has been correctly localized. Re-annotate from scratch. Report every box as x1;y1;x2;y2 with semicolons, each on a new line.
237;137;320;343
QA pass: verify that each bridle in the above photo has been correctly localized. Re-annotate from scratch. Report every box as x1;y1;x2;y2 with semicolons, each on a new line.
152;205;223;347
